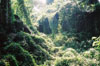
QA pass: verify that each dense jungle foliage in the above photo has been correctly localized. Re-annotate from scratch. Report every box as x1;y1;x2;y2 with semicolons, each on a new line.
0;0;100;66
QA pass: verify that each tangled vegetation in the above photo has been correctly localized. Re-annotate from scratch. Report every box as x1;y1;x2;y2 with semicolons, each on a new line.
0;0;100;66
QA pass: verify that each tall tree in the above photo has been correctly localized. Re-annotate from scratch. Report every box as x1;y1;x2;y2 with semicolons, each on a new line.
0;0;12;24
17;0;37;32
17;0;31;25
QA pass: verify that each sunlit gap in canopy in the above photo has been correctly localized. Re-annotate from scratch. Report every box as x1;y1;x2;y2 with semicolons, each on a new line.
99;0;100;2
39;0;47;4
33;0;47;12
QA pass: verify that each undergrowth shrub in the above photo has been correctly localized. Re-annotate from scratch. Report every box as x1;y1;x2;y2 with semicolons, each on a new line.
55;55;99;66
0;59;10;66
12;32;51;64
53;32;92;52
4;55;18;66
55;48;100;66
4;42;37;66
92;36;100;51
14;32;48;50
63;48;78;57
83;49;100;62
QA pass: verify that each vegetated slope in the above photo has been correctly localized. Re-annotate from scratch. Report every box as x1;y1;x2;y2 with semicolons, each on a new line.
0;17;55;66
0;21;100;66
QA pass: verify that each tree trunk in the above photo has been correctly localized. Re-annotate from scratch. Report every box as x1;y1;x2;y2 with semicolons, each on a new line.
0;0;12;24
